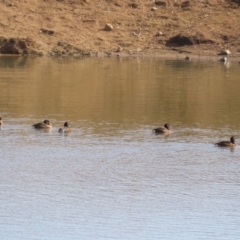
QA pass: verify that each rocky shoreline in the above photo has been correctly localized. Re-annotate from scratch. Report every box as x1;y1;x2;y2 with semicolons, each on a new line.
0;37;239;63
0;0;240;59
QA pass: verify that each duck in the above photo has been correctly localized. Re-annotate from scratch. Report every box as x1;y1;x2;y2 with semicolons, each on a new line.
153;123;170;134
33;119;52;129
0;116;3;125
58;121;71;133
215;136;236;147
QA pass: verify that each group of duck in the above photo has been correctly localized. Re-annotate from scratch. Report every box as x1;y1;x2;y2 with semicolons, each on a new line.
32;119;71;133
0;117;236;147
0;117;70;134
153;123;236;148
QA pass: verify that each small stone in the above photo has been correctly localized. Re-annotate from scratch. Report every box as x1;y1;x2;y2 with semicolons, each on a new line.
151;7;157;11
155;31;163;37
104;24;114;31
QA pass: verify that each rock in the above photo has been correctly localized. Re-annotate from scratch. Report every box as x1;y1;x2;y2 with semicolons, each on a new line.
151;7;158;11
166;34;194;46
222;35;229;41
155;1;167;7
155;31;163;37
0;37;39;55
166;33;215;47
181;1;191;9
129;3;138;8
104;24;114;31
219;49;231;55
114;2;122;7
40;28;55;35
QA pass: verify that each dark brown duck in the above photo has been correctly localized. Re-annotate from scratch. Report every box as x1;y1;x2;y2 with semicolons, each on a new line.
215;136;236;147
58;121;71;133
33;119;52;129
153;123;170;134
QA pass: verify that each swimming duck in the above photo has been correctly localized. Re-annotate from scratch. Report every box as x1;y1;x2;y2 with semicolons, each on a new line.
33;119;52;129
153;123;170;134
58;121;71;133
215;136;236;147
0;116;3;125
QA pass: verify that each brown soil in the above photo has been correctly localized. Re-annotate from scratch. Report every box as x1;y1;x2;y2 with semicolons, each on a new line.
0;0;240;58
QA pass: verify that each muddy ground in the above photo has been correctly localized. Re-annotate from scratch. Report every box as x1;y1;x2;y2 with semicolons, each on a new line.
0;0;240;58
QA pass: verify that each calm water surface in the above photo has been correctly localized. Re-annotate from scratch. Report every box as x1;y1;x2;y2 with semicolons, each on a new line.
0;56;240;240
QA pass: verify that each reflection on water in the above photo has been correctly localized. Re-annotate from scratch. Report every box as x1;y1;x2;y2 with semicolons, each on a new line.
0;56;240;240
1;56;240;129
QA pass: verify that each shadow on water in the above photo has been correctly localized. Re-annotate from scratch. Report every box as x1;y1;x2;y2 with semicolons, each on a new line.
0;56;30;68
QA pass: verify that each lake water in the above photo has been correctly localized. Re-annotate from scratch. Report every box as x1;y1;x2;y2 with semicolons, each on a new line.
0;56;240;240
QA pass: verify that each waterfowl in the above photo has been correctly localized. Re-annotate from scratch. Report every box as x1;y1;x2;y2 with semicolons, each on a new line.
58;121;71;133
0;116;3;125
33;119;52;129
215;136;236;147
153;123;170;134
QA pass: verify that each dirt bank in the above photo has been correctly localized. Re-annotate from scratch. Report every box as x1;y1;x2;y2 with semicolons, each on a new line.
0;0;240;58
